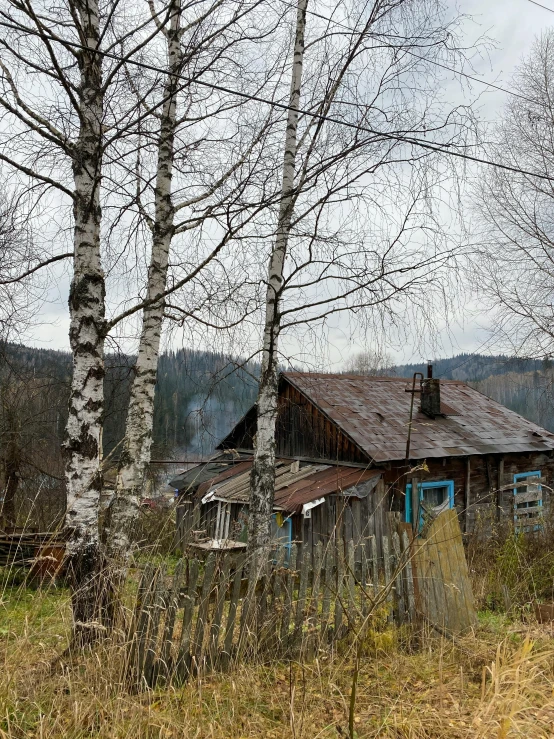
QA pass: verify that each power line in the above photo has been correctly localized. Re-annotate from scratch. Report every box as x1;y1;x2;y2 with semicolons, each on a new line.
528;0;554;13
1;17;554;183
278;0;539;106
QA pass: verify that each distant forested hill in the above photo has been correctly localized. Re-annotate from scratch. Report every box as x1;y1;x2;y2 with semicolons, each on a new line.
393;354;554;433
393;354;550;382
3;344;554;458
1;343;259;459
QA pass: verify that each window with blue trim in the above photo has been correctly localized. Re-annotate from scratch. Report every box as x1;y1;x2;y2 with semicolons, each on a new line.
271;513;292;562
513;471;542;532
405;480;455;529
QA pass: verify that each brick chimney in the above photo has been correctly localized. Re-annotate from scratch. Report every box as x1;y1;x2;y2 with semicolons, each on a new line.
420;367;441;417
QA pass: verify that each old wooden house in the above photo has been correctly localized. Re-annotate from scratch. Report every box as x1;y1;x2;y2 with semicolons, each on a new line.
174;370;554;555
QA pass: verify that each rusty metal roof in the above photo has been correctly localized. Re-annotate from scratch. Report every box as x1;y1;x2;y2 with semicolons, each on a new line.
196;459;379;514
283;372;554;462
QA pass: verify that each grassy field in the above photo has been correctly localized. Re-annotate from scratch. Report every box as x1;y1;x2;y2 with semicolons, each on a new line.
1;574;553;739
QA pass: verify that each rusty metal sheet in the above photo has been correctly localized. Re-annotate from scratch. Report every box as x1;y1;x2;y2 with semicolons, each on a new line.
192;459;380;514
283;372;554;462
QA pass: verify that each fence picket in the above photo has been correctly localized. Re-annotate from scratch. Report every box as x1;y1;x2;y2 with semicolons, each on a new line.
320;544;333;644
334;540;344;637
307;541;323;659
127;563;155;679
370;535;379;598
221;555;244;668
392;532;406;623
382;535;393;622
192;552;217;674
176;557;200;680
209;554;231;666
280;544;298;644
347;539;356;627
143;566;166;687
294;543;310;648
360;544;369;619
160;559;185;679
401;530;416;620
271;547;286;607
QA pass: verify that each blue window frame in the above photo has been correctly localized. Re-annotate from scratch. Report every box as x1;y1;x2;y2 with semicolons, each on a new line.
405;480;455;529
513;470;542;531
271;513;292;561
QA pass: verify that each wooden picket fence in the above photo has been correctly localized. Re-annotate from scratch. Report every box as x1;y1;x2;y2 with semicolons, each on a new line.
125;530;416;688
125;509;476;689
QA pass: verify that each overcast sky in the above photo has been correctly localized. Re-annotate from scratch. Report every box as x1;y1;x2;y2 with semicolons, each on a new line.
23;0;554;367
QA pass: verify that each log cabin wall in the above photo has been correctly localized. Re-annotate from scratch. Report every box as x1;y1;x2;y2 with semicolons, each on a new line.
384;451;554;533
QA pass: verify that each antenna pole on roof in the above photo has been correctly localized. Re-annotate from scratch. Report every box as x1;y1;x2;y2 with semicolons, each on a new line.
405;372;424;461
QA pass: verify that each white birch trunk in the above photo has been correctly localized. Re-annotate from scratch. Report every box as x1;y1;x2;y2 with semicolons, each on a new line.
247;0;307;555
63;0;106;640
105;0;181;558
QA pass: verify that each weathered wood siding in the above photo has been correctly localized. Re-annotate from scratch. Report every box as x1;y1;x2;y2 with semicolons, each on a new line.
412;509;477;633
220;381;369;464
385;451;554;533
276;384;368;463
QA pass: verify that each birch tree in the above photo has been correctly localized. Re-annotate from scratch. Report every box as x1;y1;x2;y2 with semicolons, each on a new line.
473;31;554;359
247;0;477;553
104;0;280;558
248;0;308;555
0;0;168;640
104;0;184;559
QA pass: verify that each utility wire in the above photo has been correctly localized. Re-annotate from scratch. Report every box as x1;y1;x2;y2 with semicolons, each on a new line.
277;0;539;106
1;18;554;183
528;0;554;13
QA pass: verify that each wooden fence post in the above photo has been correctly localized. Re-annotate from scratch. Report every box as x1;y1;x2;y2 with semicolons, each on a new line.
143;566;167;687
280;544;298;646
127;562;155;682
382;535;393;622
307;541;323;660
400;529;416;620
392;531;405;624
221;554;245;669
294;543;310;650
334;537;344;637
176;557;200;680
192;552;217;674
320;544;333;645
347;539;356;627
209;554;231;667
160;559;185;678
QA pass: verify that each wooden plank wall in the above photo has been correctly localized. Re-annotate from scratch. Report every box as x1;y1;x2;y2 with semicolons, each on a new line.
385;451;554;534
276;384;369;463
178;481;391;571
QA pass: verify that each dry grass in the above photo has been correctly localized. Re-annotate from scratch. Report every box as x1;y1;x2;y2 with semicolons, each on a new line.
1;575;554;739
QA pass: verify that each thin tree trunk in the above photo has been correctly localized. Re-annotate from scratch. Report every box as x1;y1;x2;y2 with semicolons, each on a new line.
63;0;106;645
2;460;19;529
106;0;181;558
247;0;307;556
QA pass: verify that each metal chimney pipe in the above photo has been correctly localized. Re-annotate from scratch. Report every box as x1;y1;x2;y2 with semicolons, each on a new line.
427;361;433;379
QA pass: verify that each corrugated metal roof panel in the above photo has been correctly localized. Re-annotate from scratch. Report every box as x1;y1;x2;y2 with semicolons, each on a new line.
195;460;380;514
282;373;554;462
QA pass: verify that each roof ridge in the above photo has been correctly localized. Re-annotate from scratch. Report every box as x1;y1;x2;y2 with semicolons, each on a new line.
282;371;464;384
